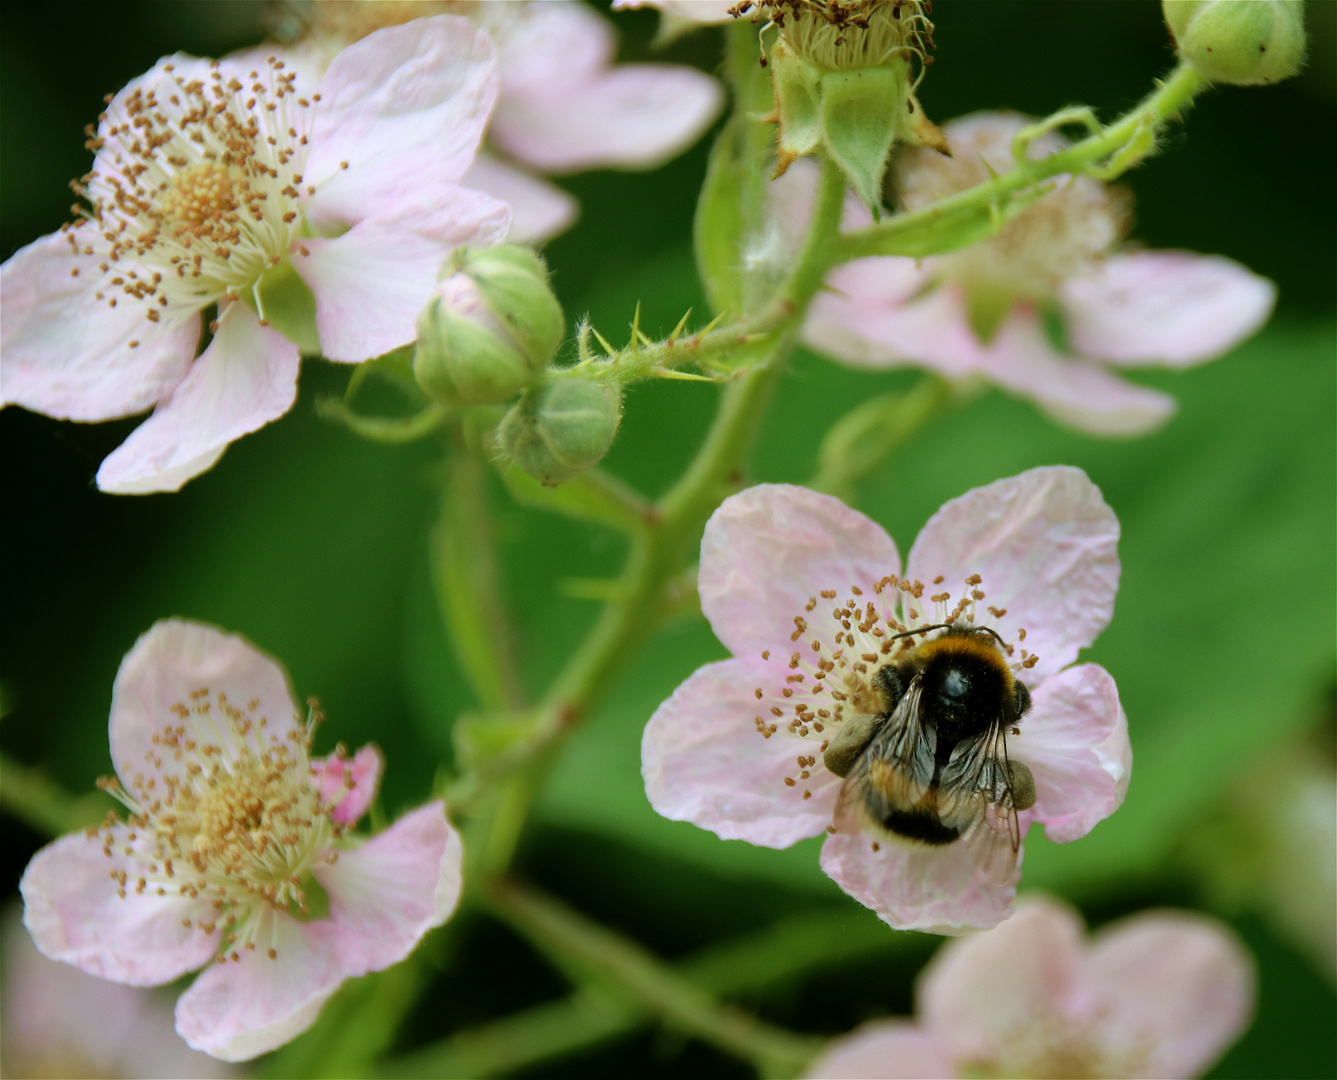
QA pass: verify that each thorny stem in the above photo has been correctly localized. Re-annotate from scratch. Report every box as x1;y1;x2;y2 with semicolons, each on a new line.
839;61;1208;261
453;155;851;845
484;879;825;1077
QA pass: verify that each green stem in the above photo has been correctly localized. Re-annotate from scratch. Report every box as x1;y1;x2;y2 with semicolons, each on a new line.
432;425;527;713
808;375;955;502
485;880;823;1077
0;752;110;836
377;906;920;1079
456;154;851;842
839;61;1208;261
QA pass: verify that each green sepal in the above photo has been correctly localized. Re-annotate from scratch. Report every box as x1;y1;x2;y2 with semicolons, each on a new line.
251;258;321;356
771;43;823;167
287;871;330;923
819;66;903;218
964;287;1015;345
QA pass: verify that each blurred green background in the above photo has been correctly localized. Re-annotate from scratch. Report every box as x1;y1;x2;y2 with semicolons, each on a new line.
1;2;1333;1077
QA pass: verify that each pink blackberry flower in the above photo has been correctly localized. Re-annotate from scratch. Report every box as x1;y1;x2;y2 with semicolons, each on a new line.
806;896;1255;1079
803;112;1276;436
0;15;509;494
19;620;463;1061
642;468;1130;932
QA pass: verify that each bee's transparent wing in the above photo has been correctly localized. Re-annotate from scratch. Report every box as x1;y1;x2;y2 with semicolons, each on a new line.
938;718;1022;852
862;682;937;804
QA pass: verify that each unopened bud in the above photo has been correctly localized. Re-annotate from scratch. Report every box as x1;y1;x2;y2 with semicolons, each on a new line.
498;378;623;487
414;246;565;407
1163;0;1306;85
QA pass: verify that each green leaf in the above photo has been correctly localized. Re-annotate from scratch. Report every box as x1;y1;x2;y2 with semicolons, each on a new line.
694;119;748;315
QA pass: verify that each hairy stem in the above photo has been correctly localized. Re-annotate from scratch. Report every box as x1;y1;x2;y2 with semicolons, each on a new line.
0;752;111;837
432;425;527;713
839;61;1207;261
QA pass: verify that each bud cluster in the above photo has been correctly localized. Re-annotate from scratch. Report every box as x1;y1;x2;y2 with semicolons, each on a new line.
413;245;622;487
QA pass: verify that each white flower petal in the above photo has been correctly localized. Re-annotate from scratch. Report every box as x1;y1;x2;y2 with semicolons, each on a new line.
108;620;301;795
803;1021;958;1080
976;309;1179;436
0;232;197;421
919;895;1084;1063
20;830;217;987
293;200;507;364
906;466;1120;684
463;153;578;243
317;802;463;974
1085;910;1255;1079
174;910;345;1062
819;823;1022;933
95;302;299;494
491;0;614;95
700;484;902;660
642;659;841;848
1062;251;1276;368
1015;664;1130;844
493;65;722;173
306;15;497;213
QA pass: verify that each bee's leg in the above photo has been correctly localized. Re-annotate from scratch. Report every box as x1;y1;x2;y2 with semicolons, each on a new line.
874;663;908;713
1007;759;1036;810
822;713;884;778
1013;680;1032;719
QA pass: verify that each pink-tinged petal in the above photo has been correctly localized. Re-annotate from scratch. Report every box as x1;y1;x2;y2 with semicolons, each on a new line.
312;745;384;827
819;825;1022;933
919;896;1083;1062
906;466;1120;684
174;908;345;1062
463;154;578;243
2;906;235;1080
317;801;463;974
1085;911;1255;1079
0;232;198;421
611;0;737;24
770;161;877;256
1015;665;1129;844
643;659;841;848
803;1021;958;1080
492;0;613;94
20;830;217;987
305;15;497;212
700;484;901;659
109;619;301;794
95;301;299;494
293;194;508;364
802;270;979;379
1062;251;1276;368
493;65;723;173
973;308;1179;436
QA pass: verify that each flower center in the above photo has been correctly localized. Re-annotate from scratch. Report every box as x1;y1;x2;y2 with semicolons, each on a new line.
736;0;935;71
97;689;339;960
68;57;312;320
896;114;1127;309
969;1011;1152;1079
750;573;1037;800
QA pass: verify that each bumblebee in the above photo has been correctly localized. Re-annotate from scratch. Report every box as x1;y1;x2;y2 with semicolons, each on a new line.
824;623;1036;851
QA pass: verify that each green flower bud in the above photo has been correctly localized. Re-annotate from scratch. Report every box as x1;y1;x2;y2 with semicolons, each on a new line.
498;378;623;487
758;1;949;214
1163;0;1306;85
413;246;565;407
